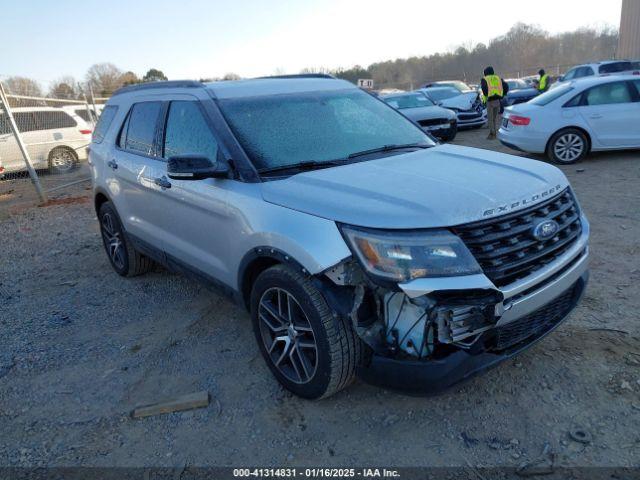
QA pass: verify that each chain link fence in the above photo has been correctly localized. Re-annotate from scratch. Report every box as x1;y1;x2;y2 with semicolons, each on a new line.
0;79;105;208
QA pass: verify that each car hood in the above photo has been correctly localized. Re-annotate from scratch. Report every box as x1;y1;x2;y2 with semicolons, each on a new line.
400;106;456;122
260;144;568;229
439;92;480;110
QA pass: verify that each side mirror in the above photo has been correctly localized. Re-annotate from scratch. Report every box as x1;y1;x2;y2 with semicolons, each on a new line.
558;76;564;82
167;154;229;180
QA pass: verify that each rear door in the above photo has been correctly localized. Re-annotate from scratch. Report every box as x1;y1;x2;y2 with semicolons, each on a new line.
111;100;171;250
577;81;638;147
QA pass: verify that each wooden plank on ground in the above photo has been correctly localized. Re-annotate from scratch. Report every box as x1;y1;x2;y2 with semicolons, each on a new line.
131;390;210;419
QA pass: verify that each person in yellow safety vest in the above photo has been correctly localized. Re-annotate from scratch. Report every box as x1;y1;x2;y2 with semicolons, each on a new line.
480;66;509;140
538;69;550;93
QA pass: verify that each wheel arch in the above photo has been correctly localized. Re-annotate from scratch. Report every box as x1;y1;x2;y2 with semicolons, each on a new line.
545;126;592;156
238;247;312;310
94;189;111;215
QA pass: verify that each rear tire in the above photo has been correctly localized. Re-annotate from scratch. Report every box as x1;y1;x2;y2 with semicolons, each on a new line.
48;146;78;174
250;264;361;399
547;128;588;164
98;201;154;277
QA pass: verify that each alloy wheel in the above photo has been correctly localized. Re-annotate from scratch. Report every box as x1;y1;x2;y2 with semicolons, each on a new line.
258;287;318;384
553;133;584;163
101;213;125;270
50;150;75;172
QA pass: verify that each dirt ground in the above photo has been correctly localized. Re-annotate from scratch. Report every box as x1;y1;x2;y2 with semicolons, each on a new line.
1;127;639;473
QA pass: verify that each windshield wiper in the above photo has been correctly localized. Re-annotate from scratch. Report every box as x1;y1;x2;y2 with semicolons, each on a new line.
258;159;350;176
346;143;432;159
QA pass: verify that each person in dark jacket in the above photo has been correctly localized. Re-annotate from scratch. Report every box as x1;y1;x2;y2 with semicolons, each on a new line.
480;66;509;139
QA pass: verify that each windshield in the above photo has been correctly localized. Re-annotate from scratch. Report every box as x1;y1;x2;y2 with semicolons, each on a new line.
383;92;435;109
424;88;460;101
218;89;433;171
529;84;574;106
507;80;528;90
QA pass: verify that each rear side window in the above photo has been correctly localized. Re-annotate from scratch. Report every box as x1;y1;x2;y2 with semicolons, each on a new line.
93;105;118;143
163;101;218;161
74;109;95;123
33;111;77;130
584;82;633;105
120;102;162;156
599;62;632;74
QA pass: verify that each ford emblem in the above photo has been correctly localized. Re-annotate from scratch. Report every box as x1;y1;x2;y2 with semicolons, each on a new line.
532;219;560;241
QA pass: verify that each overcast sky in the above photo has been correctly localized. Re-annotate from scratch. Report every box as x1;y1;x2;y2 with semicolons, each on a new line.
1;0;622;88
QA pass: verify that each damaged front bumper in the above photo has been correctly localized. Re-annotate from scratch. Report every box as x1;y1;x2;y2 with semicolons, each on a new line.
328;219;590;395
358;271;588;394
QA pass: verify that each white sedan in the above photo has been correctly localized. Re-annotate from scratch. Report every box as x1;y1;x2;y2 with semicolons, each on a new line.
498;75;640;164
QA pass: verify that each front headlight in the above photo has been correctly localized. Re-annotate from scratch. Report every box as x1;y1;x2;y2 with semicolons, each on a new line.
340;226;482;283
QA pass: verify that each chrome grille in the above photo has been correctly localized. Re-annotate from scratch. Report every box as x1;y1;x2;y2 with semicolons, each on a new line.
453;189;582;287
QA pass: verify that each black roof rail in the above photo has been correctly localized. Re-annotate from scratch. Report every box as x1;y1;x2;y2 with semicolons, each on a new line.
254;73;336;80
111;80;204;96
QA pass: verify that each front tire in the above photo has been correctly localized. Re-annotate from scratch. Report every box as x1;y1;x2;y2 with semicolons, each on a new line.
98;202;154;277
547;128;588;164
250;265;361;399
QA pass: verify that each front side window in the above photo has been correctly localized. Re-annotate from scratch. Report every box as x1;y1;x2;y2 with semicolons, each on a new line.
93;105;118;143
163;101;218;161
577;67;595;78
218;88;432;171
584;82;633;106
122;102;162;155
563;68;578;81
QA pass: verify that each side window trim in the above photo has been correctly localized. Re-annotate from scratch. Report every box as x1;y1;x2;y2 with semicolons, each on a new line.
115;101;165;160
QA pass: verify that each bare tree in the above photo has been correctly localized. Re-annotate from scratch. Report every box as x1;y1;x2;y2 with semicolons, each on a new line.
4;76;43;97
222;72;241;81
49;76;79;99
86;63;124;96
120;71;140;86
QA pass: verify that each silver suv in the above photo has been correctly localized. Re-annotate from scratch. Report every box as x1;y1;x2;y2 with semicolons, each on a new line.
90;75;590;399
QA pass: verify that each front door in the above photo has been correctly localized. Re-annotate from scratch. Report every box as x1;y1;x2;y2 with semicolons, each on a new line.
156;99;233;284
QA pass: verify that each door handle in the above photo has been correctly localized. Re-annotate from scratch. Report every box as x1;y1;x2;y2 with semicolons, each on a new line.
107;159;118;170
154;176;172;189
589;114;603;119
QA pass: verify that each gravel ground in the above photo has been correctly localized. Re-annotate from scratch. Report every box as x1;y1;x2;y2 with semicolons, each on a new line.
1;128;639;472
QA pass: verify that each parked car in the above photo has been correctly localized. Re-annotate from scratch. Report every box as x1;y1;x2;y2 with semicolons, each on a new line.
420;86;487;129
0;106;91;174
421;80;474;92
503;79;540;106
91;75;589;399
381;91;457;141
552;60;640;88
498;75;640;164
62;104;97;125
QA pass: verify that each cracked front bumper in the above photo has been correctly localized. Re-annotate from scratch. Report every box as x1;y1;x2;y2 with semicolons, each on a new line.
356;270;588;395
356;219;590;395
